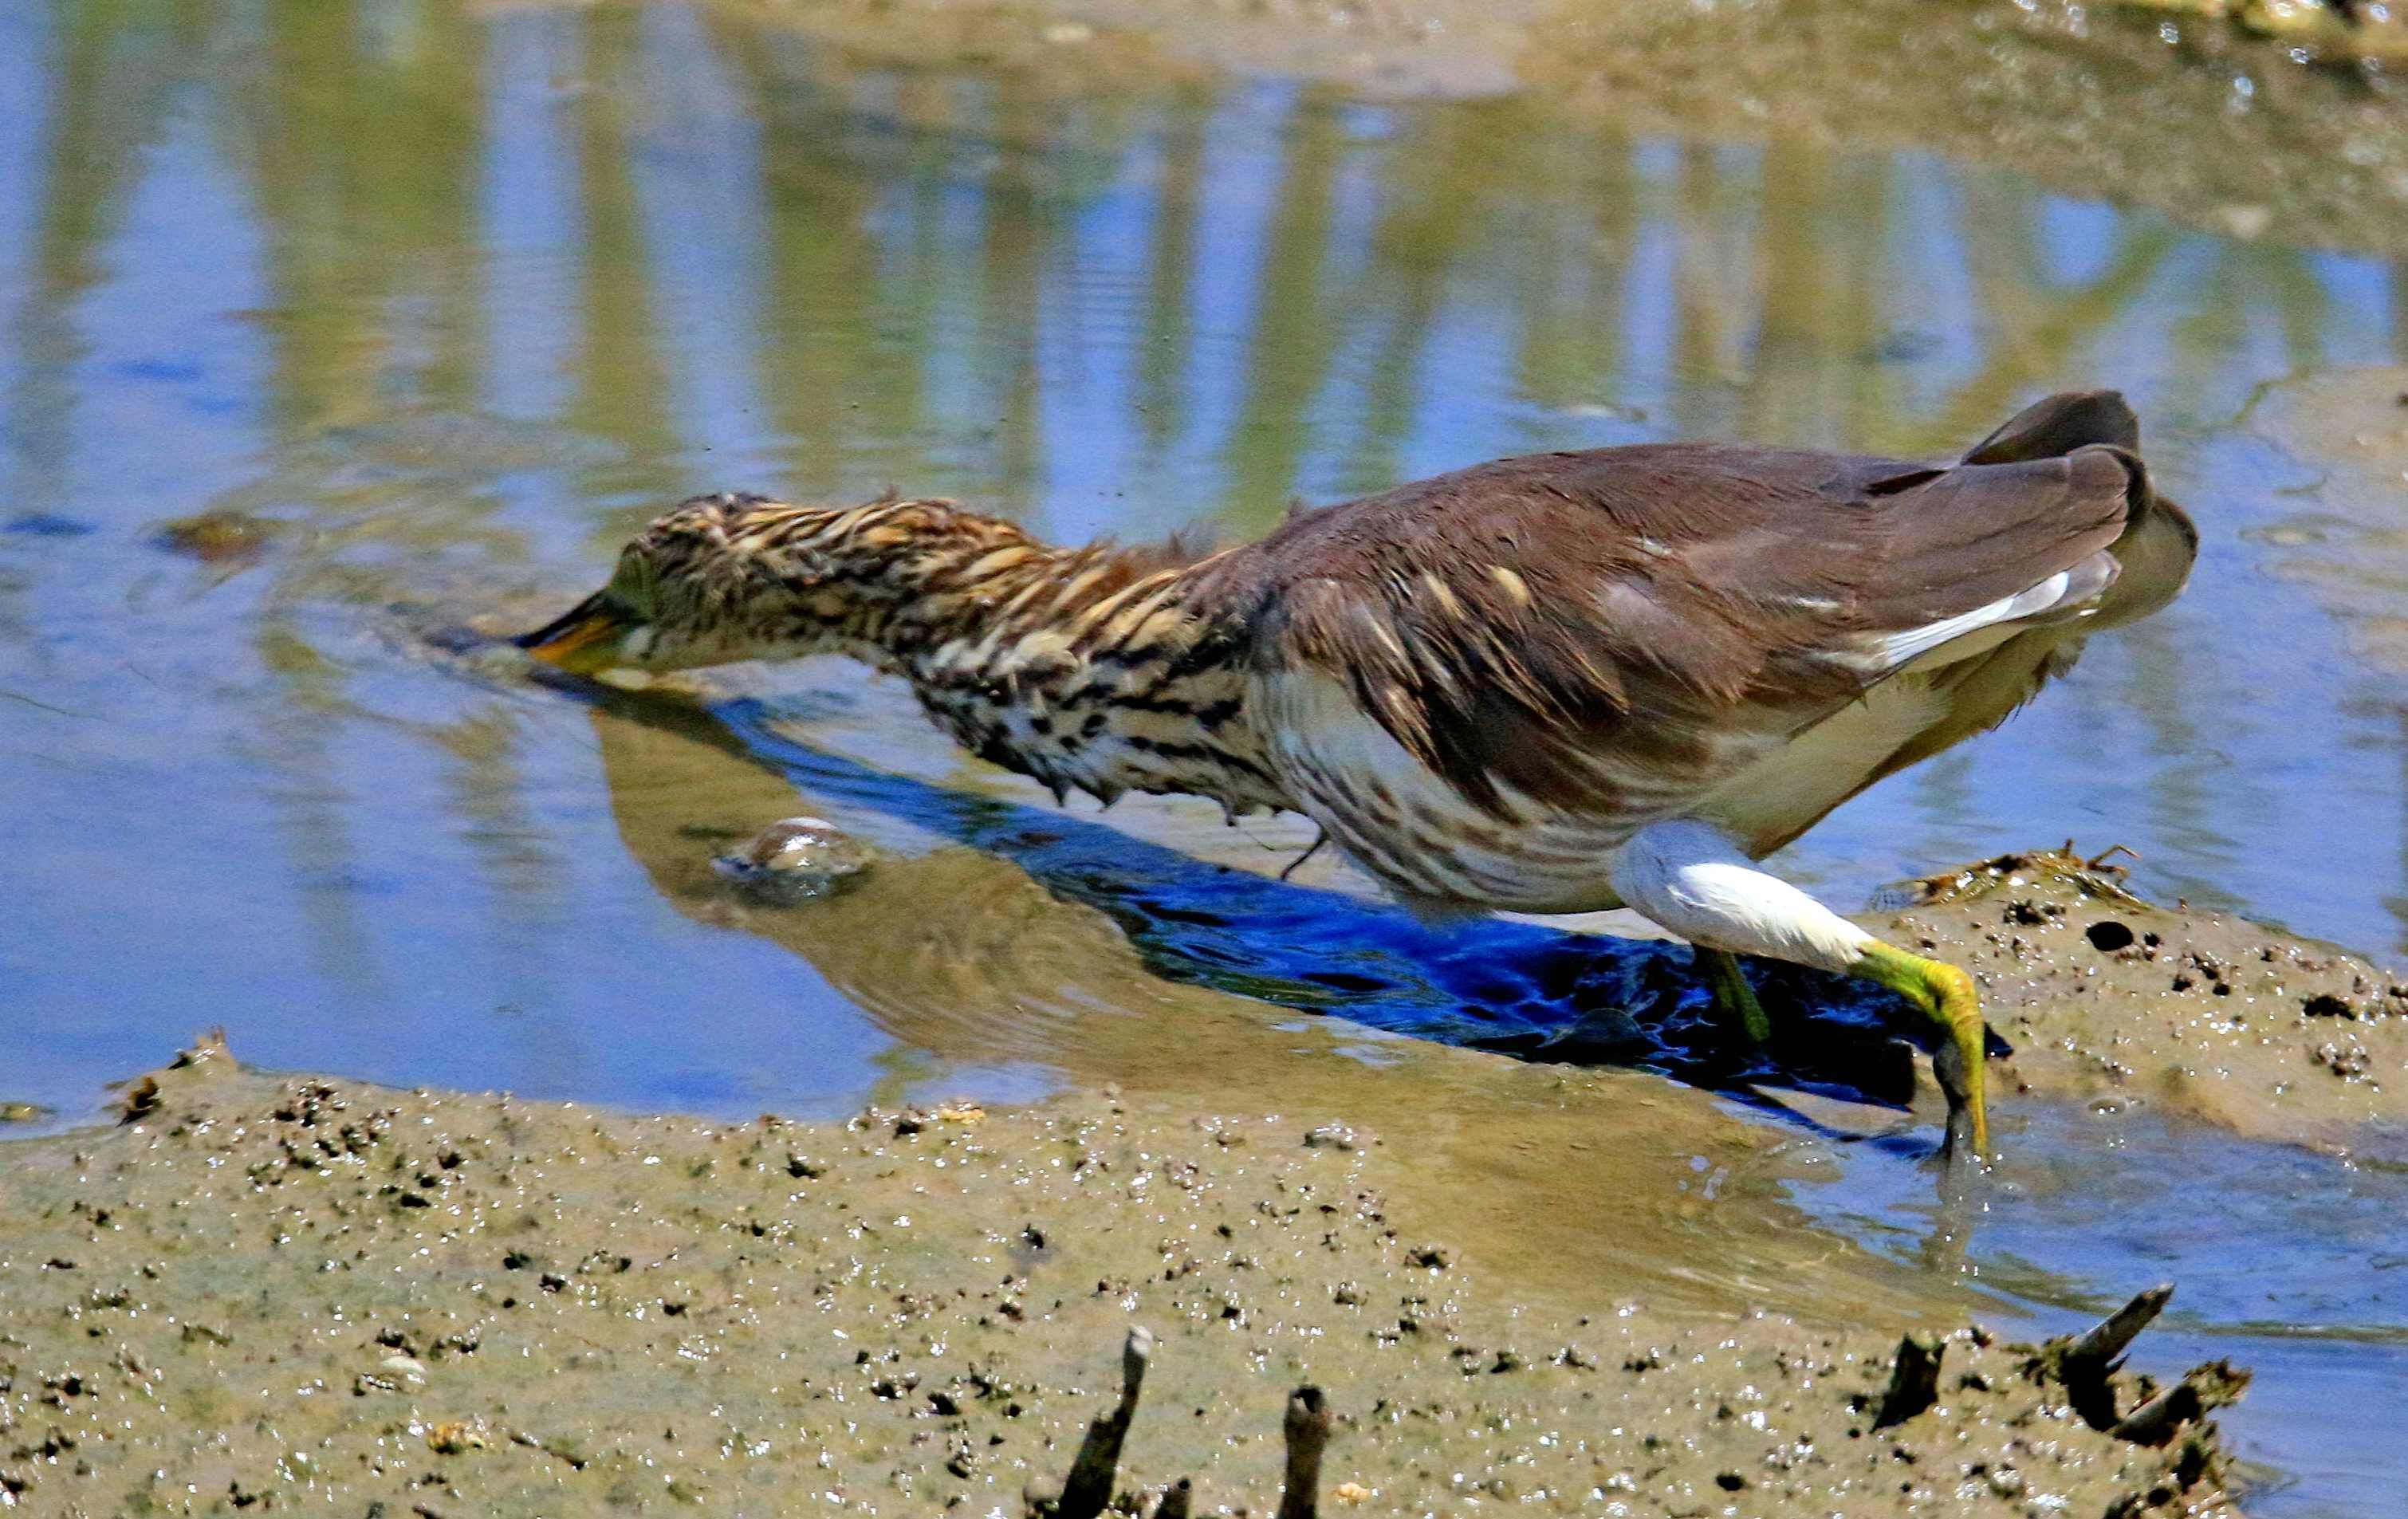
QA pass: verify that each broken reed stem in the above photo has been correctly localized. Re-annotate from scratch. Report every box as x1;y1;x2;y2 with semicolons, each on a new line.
2029;1283;2182;1433
1049;1328;1155;1519
2111;1360;2251;1447
1034;1333;1334;1519
1276;1386;1332;1519
2062;1284;2174;1372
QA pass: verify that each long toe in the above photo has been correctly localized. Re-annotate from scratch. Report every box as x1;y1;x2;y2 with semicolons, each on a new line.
1848;942;1992;1160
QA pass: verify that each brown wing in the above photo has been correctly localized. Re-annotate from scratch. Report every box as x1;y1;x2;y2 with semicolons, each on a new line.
1190;392;2162;820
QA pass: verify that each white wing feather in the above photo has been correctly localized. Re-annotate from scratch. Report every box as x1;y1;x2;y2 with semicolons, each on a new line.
1874;551;2119;673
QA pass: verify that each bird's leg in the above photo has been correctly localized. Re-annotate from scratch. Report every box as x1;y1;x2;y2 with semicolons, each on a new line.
1608;820;1991;1159
1844;943;1988;1159
1694;946;1773;1045
1278;828;1328;883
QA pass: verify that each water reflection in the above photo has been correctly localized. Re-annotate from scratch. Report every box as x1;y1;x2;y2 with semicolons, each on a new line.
571;678;1986;1324
718;694;1948;1112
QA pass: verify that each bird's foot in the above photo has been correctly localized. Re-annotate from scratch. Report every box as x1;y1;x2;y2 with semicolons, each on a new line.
1696;946;1773;1045
1847;942;1990;1162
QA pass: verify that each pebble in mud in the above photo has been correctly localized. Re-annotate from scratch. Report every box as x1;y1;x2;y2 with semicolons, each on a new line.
150;509;283;565
0;1040;2239;1518
710;815;875;903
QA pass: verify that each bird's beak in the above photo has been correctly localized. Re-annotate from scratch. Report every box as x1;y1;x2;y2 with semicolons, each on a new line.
515;593;635;675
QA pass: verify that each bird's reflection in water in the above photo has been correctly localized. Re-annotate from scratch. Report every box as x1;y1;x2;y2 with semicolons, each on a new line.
570;681;2004;1320
615;690;1944;1106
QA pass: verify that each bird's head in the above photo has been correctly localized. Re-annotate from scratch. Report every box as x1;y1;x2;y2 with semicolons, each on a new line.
517;492;1029;675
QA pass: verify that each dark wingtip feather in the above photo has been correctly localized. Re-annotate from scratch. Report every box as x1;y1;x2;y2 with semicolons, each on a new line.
1961;391;2139;464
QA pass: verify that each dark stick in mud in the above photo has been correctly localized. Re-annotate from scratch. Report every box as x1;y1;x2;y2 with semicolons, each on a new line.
2113;1361;2253;1447
2061;1283;2175;1374
1277;1386;1333;1519
1039;1327;1154;1519
2030;1282;2182;1430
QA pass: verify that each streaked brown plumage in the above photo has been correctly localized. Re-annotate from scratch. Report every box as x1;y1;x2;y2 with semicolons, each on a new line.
521;392;2197;1159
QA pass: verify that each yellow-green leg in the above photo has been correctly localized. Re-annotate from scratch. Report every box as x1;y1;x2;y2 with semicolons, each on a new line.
1609;820;1997;1160
1847;942;1989;1159
1696;947;1772;1045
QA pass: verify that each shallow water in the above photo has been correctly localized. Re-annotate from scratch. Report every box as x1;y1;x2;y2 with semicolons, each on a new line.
4;0;2408;1508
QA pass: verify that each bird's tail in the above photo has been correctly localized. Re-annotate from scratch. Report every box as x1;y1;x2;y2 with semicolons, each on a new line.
1961;390;2139;463
1962;390;2196;629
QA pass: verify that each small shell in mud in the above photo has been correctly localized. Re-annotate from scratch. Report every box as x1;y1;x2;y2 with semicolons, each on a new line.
711;816;873;903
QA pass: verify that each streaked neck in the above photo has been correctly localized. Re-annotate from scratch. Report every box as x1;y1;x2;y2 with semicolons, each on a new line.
858;526;1288;817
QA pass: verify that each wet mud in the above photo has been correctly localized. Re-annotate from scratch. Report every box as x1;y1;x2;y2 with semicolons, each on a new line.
1856;850;2408;1160
0;1038;2238;1517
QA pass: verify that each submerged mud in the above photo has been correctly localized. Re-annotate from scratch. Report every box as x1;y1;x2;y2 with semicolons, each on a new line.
0;1040;2236;1517
732;0;2408;256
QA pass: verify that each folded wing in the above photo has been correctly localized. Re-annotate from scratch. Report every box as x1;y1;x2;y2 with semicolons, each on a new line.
1198;391;2182;831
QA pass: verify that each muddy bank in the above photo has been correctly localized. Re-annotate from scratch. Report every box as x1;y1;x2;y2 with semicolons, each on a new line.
1840;848;2408;1159
0;1040;2236;1517
1521;0;2408;256
726;0;2408;255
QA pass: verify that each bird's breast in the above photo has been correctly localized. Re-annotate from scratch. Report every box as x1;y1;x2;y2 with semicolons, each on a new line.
1255;668;1649;912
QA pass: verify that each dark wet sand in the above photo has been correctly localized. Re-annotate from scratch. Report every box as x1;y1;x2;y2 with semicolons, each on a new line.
1;1034;2241;1517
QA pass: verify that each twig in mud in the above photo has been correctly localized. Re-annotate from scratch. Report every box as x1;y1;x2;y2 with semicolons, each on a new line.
1277;1386;1332;1519
507;1428;588;1470
2083;843;2142;875
2060;1284;2174;1374
117;1077;161;1125
2028;1283;2178;1430
2111;1360;2252;1447
1031;1335;1331;1519
1871;1332;1944;1428
1035;1326;1153;1519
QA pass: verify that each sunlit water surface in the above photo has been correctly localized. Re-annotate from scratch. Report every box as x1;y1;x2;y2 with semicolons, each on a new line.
4;2;2408;1511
